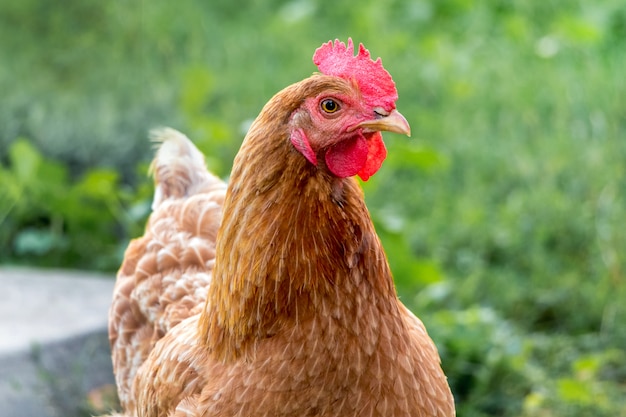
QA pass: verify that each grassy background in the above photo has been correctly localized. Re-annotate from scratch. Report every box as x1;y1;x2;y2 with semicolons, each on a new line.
1;0;625;415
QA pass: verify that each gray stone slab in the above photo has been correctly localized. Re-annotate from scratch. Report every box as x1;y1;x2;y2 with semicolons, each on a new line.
0;268;116;417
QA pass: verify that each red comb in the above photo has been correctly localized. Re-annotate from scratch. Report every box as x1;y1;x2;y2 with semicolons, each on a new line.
313;39;398;111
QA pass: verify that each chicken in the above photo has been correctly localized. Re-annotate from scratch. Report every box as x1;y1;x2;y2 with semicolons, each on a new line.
108;39;455;416
108;128;227;410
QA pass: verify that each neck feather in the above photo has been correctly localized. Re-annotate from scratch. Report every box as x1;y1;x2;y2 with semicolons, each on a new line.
199;78;397;361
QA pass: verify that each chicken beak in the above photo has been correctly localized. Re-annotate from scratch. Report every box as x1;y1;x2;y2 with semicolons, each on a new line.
355;109;411;137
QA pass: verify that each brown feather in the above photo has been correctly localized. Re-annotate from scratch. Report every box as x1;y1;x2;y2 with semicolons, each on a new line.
108;129;226;410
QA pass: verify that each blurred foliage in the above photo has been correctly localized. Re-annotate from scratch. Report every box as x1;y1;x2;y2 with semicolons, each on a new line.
1;0;625;415
0;139;152;269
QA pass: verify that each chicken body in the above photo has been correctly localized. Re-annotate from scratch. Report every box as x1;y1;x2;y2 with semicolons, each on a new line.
109;129;226;410
109;40;455;416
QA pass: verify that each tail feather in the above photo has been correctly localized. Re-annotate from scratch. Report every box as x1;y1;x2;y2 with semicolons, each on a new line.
149;128;223;210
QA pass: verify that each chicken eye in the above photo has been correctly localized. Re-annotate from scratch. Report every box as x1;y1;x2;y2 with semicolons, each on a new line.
320;98;340;114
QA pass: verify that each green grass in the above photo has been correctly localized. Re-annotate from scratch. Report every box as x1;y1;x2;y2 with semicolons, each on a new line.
1;0;625;415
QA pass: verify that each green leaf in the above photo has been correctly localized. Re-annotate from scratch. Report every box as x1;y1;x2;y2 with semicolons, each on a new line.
573;355;602;378
557;378;594;405
13;228;68;256
75;168;120;200
556;15;604;45
8;138;43;185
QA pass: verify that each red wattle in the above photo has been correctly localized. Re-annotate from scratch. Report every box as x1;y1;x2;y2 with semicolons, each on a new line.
325;132;388;181
325;135;368;178
357;133;387;181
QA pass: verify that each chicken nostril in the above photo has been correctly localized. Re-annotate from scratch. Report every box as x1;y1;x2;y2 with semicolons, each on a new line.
372;107;389;118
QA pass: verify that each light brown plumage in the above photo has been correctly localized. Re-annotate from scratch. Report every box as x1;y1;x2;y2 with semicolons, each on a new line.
108;128;226;410
108;40;455;417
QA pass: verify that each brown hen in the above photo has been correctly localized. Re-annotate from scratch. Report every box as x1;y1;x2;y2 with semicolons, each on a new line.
108;39;455;417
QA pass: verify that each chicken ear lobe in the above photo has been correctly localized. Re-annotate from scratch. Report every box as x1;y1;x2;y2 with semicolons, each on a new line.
290;128;318;166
